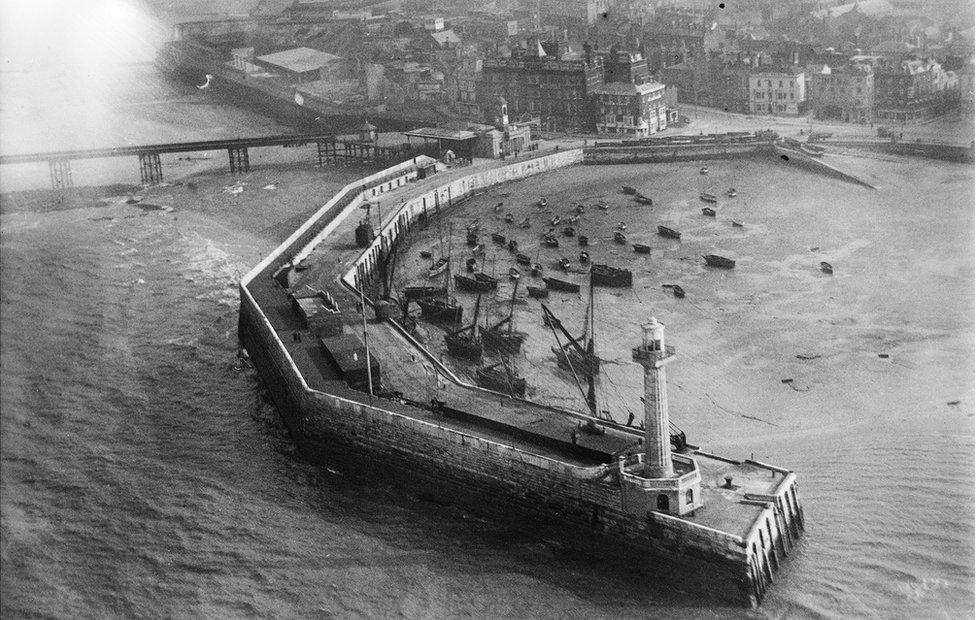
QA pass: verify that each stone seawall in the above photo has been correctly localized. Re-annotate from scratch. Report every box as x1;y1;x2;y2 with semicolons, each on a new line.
238;151;802;607
583;142;770;165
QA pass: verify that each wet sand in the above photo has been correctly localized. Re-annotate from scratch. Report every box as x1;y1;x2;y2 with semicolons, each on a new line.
392;154;975;451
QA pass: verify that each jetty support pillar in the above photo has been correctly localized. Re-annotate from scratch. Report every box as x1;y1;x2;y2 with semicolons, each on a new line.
48;159;73;190
138;152;163;185
228;147;250;174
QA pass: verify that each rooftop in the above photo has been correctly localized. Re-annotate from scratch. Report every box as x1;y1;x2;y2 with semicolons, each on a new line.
405;127;479;141
256;47;344;74
592;81;665;96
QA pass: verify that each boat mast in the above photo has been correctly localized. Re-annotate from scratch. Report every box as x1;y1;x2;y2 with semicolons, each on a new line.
358;279;374;400
586;283;597;417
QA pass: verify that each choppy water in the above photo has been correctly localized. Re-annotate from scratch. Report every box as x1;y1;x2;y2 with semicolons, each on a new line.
2;18;974;619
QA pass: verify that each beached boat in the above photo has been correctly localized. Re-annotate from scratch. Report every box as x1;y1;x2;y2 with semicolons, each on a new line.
819;261;833;274
472;244;486;256
591;263;633;287
700;166;709;175
515;253;531;266
509;267;521;280
444;296;482;360
550;216;561;226
621;185;637;195
466;232;479;247
579;251;590;264
491;232;506;245
727;187;737;198
518;218;531;229
482;283;528;356
543;277;580;293
617;221;627;231
633;243;651;254
417;297;462;324
504;213;514;223
672;285;686;298
558;257;571;270
428;257;449;278
731;220;744;228
465;257;477;272
493;202;504;213
700;192;718;203
402;285;445;300
475;362;526;398
531;263;542;277
702;254;735;269
563;226;576;237
578;235;588;247
575;203;585;214
420;249;433;259
454;273;498;292
508;240;519;253
538;197;548;207
702;207;716;217
544;234;560;248
613;231;627;244
543;302;600;378
657;225;681;239
634;193;654;206
596;201;609;210
527;285;548;299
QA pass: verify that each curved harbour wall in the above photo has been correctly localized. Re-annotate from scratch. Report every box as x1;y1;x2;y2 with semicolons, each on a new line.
238;149;802;606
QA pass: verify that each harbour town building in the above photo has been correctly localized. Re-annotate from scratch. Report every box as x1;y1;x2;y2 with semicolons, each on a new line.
592;81;669;136
748;69;807;116
479;39;604;132
809;63;874;124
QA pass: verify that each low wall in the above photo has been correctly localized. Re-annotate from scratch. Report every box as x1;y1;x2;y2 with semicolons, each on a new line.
823;139;974;163
342;148;584;291
583;142;769;165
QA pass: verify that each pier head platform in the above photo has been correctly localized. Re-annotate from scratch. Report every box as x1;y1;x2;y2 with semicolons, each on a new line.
238;146;805;606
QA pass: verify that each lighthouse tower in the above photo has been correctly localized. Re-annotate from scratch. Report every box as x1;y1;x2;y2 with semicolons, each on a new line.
632;317;675;478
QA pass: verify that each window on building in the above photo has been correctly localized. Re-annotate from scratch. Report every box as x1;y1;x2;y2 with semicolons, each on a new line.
657;494;670;511
686;489;694;505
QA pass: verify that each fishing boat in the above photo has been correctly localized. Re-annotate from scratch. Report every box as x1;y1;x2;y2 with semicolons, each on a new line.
579;251;590;264
531;263;543;277
621;185;637;195
518;218;531;229
420;249;433;259
702;207;716;217
550;216;561;226
634;193;653;206
569;214;580;225
617;222;627;230
504;213;515;223
657;225;681;239
596;201;609;210
491;232;506;245
672;285;686;298
544;234;560;248
727;187;737;198
700;192;718;203
702;254;736;269
819;261;833;275
427;257;449;278
558;257;571;270
508;240;519;253
578;235;589;247
527;285;548;299
417;296;462;323
444;296;482;360
731;220;744;228
543;297;600;378
454;273;498;292
613;231;627;244
402;285;446;301
633;243;651;254
700;166;708;175
575;204;585;214
563;226;576;237
591;263;633;288
509;267;521;280
515;253;531;266
538;197;548;207
465;257;477;272
482;281;528;355
542;277;580;293
475;362;526;398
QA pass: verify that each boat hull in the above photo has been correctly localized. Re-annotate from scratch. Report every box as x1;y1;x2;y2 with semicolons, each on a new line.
591;264;633;288
702;255;735;269
657;226;681;239
542;277;580;293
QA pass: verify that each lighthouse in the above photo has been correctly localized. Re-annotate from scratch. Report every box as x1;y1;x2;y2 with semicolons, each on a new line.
632;317;675;479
